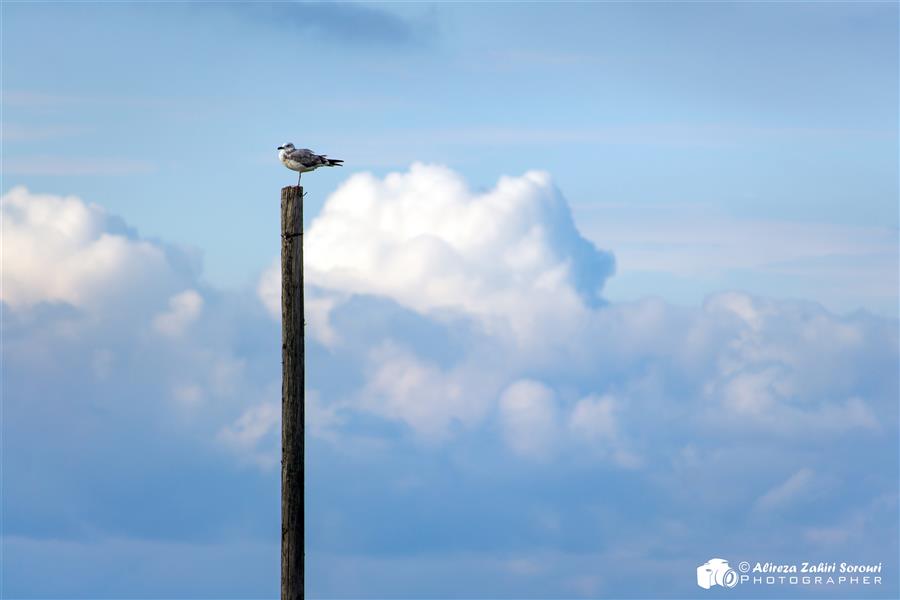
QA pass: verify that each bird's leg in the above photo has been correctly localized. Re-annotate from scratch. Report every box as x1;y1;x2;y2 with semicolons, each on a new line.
297;172;302;186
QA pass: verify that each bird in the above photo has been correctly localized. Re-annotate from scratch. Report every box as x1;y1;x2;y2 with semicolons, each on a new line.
277;143;343;185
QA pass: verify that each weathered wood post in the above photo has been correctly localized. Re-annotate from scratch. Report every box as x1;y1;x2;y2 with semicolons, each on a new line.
281;185;304;600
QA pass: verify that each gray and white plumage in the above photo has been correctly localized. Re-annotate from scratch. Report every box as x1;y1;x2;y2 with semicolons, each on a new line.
277;143;343;183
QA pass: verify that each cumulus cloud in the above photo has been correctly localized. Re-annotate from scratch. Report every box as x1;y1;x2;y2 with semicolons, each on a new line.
303;163;615;340
569;394;617;441
153;290;204;337
1;186;183;311
568;394;639;467
3;187;282;571
255;166;897;457
5;174;898;598
498;380;559;460
360;342;491;441
217;402;280;469
257;259;280;318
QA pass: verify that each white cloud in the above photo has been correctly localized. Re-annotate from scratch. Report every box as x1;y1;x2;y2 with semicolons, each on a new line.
568;394;642;469
3;187;276;472
360;343;492;441
216;402;280;469
5;175;896;479
254;166;896;457
1;186;182;311
569;394;617;441
498;380;559;460
257;260;280;317
303;163;614;340
153;290;203;337
719;368;782;415
568;394;639;467
306;390;344;441
4;174;897;596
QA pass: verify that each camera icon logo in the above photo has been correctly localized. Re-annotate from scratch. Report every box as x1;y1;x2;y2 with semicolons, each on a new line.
697;558;739;589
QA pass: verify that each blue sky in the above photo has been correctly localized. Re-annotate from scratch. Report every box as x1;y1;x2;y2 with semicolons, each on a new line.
2;2;898;598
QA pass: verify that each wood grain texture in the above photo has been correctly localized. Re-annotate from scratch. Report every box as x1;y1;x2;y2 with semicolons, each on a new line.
281;186;304;600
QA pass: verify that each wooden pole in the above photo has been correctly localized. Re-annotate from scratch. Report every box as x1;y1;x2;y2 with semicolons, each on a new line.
281;185;304;600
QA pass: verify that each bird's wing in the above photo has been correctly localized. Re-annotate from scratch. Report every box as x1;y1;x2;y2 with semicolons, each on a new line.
287;148;327;166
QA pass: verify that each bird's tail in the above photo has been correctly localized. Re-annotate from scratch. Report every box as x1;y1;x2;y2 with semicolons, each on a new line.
327;158;344;167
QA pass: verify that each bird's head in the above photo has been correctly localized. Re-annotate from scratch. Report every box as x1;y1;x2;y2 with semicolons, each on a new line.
277;143;295;151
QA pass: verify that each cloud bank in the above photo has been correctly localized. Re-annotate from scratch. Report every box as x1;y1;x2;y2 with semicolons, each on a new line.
4;169;898;598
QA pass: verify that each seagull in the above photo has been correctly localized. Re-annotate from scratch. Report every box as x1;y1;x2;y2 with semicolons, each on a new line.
277;143;343;185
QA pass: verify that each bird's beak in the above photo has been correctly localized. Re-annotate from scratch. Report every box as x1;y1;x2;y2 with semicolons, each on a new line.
277;146;284;150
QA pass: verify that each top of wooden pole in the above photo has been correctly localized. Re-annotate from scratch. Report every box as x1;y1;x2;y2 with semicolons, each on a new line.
281;186;303;237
